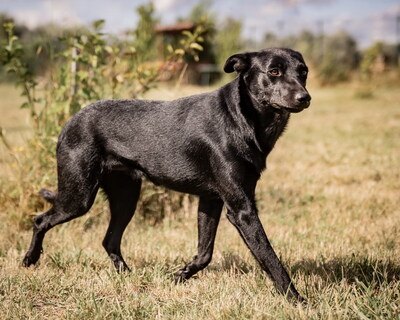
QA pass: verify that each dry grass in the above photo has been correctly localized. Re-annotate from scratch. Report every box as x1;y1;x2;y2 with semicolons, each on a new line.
0;82;399;319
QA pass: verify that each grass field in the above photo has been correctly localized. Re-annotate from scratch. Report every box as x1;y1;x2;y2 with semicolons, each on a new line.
0;82;399;319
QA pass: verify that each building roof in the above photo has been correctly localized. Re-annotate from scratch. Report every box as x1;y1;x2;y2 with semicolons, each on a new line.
155;22;195;33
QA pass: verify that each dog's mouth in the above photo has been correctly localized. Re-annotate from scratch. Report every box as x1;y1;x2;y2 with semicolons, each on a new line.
269;102;309;113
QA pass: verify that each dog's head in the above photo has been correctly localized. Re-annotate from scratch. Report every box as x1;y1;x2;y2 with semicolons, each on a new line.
224;48;311;113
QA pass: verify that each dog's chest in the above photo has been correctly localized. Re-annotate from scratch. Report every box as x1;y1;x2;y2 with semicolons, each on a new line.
260;112;290;156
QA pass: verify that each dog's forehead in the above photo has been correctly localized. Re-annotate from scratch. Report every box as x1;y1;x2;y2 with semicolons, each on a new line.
257;49;305;68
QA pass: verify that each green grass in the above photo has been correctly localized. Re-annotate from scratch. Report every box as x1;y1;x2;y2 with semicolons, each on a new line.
0;83;399;319
0;83;31;146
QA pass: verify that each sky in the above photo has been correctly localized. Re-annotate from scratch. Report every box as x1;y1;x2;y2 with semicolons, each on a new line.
0;0;399;48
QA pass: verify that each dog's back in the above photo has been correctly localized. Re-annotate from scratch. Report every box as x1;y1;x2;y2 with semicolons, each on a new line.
56;82;265;195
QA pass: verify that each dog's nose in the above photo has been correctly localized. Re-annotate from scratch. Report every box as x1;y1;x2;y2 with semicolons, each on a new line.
295;92;311;104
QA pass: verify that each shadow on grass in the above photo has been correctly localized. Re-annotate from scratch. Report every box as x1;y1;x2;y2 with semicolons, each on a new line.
292;254;400;286
111;251;399;289
203;252;399;291
174;252;400;287
208;252;256;274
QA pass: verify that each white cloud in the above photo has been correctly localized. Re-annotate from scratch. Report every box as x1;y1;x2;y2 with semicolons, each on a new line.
12;0;81;29
327;3;400;47
261;3;285;15
153;0;183;12
43;0;81;26
12;8;42;29
368;3;400;44
262;0;332;12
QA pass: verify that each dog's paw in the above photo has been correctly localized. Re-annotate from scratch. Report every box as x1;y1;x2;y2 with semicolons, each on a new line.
285;288;307;306
174;269;190;284
22;249;42;267
294;295;307;306
110;255;131;273
22;255;35;267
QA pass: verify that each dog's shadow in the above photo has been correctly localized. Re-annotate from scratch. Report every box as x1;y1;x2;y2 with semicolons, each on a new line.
207;252;257;275
206;252;399;288
291;254;400;286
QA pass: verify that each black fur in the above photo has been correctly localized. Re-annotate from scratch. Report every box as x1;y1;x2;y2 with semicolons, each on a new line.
23;48;311;302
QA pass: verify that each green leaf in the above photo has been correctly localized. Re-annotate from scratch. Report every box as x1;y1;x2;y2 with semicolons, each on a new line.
92;19;105;31
105;46;114;54
77;70;89;79
166;45;174;54
182;30;193;37
20;102;30;109
174;49;185;56
189;43;203;51
80;35;88;44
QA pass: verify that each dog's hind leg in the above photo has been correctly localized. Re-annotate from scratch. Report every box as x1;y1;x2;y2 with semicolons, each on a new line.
23;151;101;267
23;188;100;267
175;197;223;282
39;189;57;204
101;171;141;272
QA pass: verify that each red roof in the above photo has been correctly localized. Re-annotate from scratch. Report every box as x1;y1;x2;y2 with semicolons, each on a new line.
155;22;195;33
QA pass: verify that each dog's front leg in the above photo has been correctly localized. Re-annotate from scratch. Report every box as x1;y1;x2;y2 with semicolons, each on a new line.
175;197;223;283
225;199;304;302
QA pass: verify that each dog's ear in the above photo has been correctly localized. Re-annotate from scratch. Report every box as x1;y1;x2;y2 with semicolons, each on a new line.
223;53;250;73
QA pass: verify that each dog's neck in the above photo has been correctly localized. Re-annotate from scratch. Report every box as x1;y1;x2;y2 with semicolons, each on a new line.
232;77;290;156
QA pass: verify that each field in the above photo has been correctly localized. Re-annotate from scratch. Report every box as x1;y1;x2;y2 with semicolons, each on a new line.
0;82;399;319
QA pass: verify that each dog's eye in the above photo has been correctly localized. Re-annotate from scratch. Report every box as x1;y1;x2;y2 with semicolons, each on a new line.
301;70;308;77
269;69;280;76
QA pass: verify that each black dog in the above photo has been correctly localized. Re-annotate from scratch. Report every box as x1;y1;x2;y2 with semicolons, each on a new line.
23;48;311;301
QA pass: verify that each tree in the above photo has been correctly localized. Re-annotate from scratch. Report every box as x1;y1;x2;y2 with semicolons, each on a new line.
132;2;158;62
185;1;216;64
360;42;384;77
215;18;244;67
264;32;280;48
294;30;317;64
318;31;359;83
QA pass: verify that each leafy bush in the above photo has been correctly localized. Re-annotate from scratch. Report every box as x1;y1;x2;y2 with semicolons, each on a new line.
318;31;359;84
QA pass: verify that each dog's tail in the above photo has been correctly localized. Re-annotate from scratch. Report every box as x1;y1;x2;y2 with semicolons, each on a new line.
39;188;57;204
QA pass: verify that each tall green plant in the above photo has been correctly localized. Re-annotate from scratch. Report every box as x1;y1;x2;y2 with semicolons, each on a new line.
215;18;244;68
132;2;158;63
360;42;384;78
1;22;40;129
